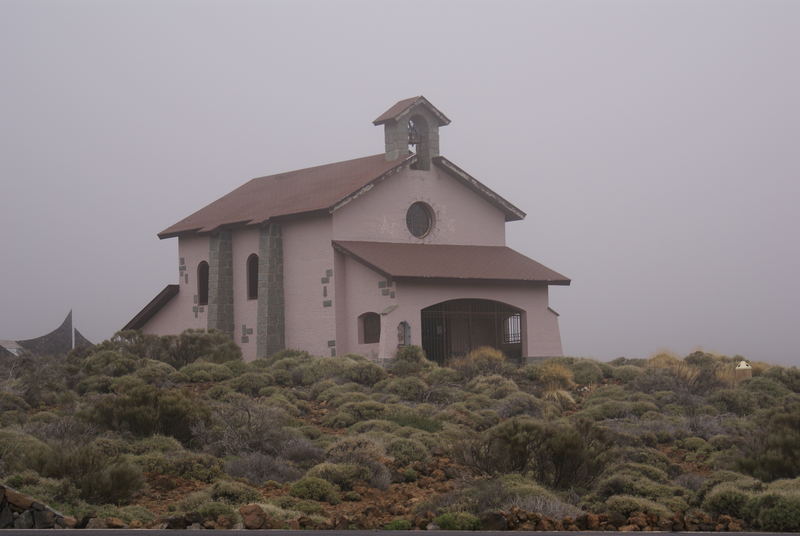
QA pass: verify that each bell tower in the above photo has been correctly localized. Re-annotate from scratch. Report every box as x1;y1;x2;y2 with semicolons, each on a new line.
373;96;451;170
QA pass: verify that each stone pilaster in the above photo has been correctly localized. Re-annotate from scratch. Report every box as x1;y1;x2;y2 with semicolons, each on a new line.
257;223;285;358
207;230;234;337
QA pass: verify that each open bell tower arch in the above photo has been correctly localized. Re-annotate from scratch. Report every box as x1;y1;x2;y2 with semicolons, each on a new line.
373;96;451;169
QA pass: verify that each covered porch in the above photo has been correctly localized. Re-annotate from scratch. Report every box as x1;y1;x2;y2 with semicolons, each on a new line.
421;298;523;363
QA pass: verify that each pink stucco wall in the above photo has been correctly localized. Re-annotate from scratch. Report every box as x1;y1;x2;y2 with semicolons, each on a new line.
379;279;562;360
335;253;397;358
142;235;209;336
231;228;259;360
282;215;336;357
332;164;507;246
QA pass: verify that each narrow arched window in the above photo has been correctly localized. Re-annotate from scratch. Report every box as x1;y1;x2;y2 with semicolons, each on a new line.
358;312;381;344
397;321;411;347
247;253;259;300
197;261;209;305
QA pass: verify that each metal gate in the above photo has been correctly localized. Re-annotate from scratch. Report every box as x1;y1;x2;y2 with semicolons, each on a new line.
421;299;523;363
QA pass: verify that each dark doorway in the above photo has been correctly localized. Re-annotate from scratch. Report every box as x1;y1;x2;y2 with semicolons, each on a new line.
421;299;523;363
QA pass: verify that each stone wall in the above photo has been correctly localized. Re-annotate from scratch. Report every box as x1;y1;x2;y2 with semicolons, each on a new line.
256;223;285;358
207;230;234;338
0;484;76;529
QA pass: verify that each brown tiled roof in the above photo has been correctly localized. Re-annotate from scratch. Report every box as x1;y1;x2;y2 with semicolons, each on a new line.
159;154;412;238
123;284;179;331
333;241;570;285
373;96;451;126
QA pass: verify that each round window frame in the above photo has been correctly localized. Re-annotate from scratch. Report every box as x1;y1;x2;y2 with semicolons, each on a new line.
406;201;435;238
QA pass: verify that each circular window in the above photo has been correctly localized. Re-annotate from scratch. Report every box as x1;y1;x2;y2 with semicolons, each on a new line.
406;202;434;238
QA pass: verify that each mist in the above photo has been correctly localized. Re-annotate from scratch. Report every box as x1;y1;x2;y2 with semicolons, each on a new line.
1;0;798;365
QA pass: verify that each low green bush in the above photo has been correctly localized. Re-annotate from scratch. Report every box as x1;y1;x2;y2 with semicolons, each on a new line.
604;494;671;518
289;476;340;504
134;451;223;482
306;462;369;490
387;437;430;466
611;365;644;383
384;519;413;529
225;372;274;396
389;345;433;375
179;361;234;382
570;360;604;385
449;347;512;378
81;350;141;377
702;483;751;519
434;512;481;530
195;501;240;523
745;491;800;531
467;375;519;399
341;360;387;386
210;480;262;504
383;377;429;401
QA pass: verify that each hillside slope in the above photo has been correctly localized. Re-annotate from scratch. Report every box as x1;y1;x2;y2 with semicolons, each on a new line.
1;330;799;530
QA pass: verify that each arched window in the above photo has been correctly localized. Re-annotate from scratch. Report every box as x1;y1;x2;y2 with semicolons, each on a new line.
197;261;209;306
247;253;259;300
397;321;411;347
408;114;431;170
358;312;381;344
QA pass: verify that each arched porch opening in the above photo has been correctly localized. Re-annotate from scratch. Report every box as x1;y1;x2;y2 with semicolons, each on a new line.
421;298;523;363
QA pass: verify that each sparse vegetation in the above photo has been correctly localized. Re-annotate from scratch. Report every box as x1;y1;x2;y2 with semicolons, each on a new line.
1;330;798;530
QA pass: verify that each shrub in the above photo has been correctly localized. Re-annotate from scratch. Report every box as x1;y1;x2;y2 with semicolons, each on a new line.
179;361;234;382
84;384;209;444
571;360;604;385
496;392;544;418
225;372;274;396
195;501;240;523
702;483;751;518
326;436;384;464
341;360;387;386
28;441;144;504
225;453;302;484
339;401;388;420
134;360;177;385
79;459;145;505
130;434;183;454
455;417;608;490
426;367;462;385
389;345;433;375
612;365;644;383
449;346;512;378
386;410;442;432
210;480;262;505
385;519;413;530
166;329;242;368
384;377;429;401
387;437;430;466
0;429;51;473
737;401;800;481
134;451;223;482
520;362;576;391
604;494;671;518
289;477;340;503
81;350;141;377
434;512;481;530
306;463;369;490
0;392;30;412
467;375;519;399
745;492;800;531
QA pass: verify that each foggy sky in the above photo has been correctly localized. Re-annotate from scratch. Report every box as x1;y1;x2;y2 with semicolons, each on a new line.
1;0;798;365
